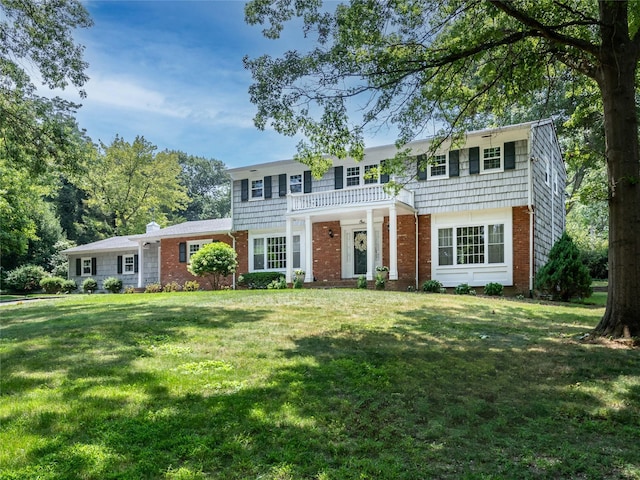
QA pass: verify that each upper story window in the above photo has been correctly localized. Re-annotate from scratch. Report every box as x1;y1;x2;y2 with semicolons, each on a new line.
346;167;360;187
364;164;379;184
483;146;501;171
251;179;263;199
430;154;447;178
290;174;302;193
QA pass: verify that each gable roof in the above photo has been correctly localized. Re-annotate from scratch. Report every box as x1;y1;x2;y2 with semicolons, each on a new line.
62;236;138;254
134;218;232;241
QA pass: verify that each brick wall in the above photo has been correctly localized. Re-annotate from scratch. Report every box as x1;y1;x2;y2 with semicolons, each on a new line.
160;234;234;290
313;221;342;281
381;214;418;285
233;230;249;275
417;214;432;286
512;205;531;294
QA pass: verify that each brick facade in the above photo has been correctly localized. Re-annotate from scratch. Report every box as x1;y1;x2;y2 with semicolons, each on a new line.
512;205;532;294
313;221;342;281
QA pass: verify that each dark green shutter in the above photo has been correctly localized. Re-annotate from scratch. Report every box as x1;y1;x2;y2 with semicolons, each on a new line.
179;242;187;263
279;174;287;197
449;150;460;177
264;176;272;198
380;159;390;184
469;147;480;174
134;254;139;273
504;141;516;170
91;257;97;275
240;179;249;202
303;170;312;193
76;258;81;276
117;256;123;274
334;166;344;189
417;154;428;181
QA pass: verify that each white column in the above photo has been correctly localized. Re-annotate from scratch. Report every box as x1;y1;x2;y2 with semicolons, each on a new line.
366;209;374;281
389;204;398;280
137;243;144;288
285;216;293;283
305;215;313;282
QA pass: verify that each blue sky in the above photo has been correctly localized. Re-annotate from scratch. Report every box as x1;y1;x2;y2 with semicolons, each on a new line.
62;0;320;169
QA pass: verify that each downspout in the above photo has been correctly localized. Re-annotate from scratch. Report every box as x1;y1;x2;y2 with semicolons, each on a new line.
528;129;535;297
415;210;419;291
228;232;236;289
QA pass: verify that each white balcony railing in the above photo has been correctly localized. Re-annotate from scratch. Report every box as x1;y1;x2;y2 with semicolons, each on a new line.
287;184;414;213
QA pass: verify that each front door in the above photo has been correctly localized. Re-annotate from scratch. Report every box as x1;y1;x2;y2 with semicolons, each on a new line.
353;230;368;275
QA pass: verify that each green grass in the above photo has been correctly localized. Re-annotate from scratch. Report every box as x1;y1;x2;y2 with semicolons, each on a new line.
1;290;638;479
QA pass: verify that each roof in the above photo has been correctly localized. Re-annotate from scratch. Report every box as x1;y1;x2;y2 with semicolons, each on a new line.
135;218;232;240
62;236;139;254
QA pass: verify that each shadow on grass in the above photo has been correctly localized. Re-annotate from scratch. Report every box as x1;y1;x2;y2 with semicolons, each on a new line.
1;295;638;479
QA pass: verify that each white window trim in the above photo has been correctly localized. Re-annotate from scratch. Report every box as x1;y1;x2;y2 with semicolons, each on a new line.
289;174;302;194
187;239;212;263
81;257;92;277
250;178;264;201
428;153;449;180
344;163;381;188
123;254;136;275
480;145;503;174
249;232;303;272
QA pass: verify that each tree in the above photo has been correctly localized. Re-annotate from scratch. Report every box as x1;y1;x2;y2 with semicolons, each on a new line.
77;136;189;235
1;0;92;175
188;242;238;290
174;152;231;221
244;0;640;338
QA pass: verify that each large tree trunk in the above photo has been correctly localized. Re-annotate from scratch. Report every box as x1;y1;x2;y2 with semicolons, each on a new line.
594;2;640;338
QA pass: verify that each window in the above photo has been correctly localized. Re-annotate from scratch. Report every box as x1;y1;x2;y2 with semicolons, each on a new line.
81;257;92;276
123;254;135;274
290;174;302;193
364;164;378;184
483;146;501;171
187;240;212;262
251;179;263;199
437;223;505;266
438;228;453;266
430;154;447;178
346;167;360;187
252;235;301;271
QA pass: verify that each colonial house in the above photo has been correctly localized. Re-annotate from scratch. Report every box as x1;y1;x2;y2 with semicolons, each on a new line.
65;119;565;294
228;119;565;293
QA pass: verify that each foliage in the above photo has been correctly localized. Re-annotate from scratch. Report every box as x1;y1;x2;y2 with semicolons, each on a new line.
238;272;286;289
103;277;123;294
375;265;389;272
182;280;200;292
356;275;367;289
375;273;386;290
422;279;443;293
124;286;136;294
5;264;47;293
454;284;476;296
188;242;238;290
145;283;163;293
76;136;189;236
2;290;637;479
82;277;98;293
61;279;78;294
293;269;305;289
163;281;182;293
483;283;504;297
580;248;608;280
536;232;592;301
39;276;65;294
267;276;287;289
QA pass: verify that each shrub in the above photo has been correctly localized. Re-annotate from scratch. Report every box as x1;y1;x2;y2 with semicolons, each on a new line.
267;276;287;289
188;242;238;290
61;279;77;294
293;277;304;289
454;283;476;295
40;276;65;294
5;264;48;293
124;286;136;294
375;273;386;290
103;277;123;293
422;279;443;293
357;275;367;289
238;272;285;289
580;248;608;280
483;282;504;296
536;232;592;301
145;283;163;293
82;278;98;293
183;280;200;292
163;281;181;292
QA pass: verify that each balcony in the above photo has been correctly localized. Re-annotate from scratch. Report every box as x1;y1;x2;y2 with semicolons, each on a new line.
287;184;415;214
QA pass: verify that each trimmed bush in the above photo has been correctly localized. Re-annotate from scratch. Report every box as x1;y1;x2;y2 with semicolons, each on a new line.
61;279;77;294
422;279;443;293
238;272;285;289
536;232;592;301
6;264;48;293
183;280;200;292
188;242;238;290
82;278;98;293
145;283;163;293
454;283;476;295
163;281;181;292
483;282;504;296
103;277;123;293
357;275;367;289
124;286;136;294
40;276;65;294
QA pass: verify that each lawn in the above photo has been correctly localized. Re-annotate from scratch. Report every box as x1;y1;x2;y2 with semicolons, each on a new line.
1;290;638;479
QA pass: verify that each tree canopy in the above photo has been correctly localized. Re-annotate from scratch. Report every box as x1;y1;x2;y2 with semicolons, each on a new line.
244;0;640;337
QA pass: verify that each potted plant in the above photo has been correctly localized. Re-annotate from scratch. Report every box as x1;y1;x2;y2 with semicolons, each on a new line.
375;265;389;279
